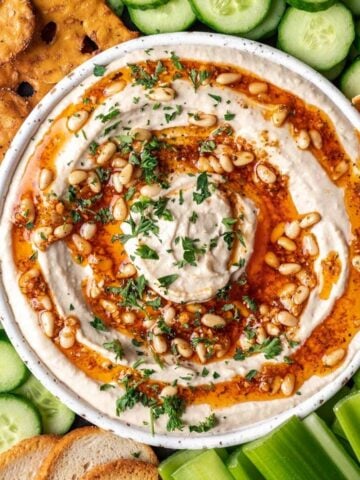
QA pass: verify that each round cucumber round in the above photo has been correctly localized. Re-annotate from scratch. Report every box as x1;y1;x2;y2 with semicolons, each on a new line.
342;0;360;16
189;0;271;34
286;0;335;12
278;4;355;71
129;0;196;34
0;394;41;453
0;336;29;392
244;0;287;40
340;57;360;101
107;0;124;16
124;0;169;9
320;59;346;81
15;375;75;435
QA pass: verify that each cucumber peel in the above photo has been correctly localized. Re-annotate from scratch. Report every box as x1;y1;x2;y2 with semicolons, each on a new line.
0;335;29;392
340;58;360;101
244;0;286;40
123;0;169;9
286;0;335;12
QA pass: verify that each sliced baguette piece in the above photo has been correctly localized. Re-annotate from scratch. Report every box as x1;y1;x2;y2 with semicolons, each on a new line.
36;426;158;480
0;435;58;480
81;458;158;480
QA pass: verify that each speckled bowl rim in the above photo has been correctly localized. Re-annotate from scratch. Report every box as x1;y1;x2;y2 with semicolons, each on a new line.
0;32;360;450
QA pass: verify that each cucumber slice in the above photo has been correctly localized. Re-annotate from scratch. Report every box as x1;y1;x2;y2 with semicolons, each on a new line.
124;0;169;9
340;58;360;100
107;0;124;16
226;446;264;480
342;0;360;16
334;390;360;462
189;0;271;34
159;450;202;480
316;385;351;425
278;4;355;70
172;450;234;480
0;335;29;392
244;0;286;40
320;59;346;80
15;375;75;435
129;0;196;34
303;413;360;479
0;394;41;453
286;0;335;12
243;416;348;480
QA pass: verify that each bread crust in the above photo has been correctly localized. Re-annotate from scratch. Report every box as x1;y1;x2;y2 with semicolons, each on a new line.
80;459;159;480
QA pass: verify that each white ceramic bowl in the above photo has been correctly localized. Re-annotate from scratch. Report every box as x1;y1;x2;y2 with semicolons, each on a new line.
0;32;360;450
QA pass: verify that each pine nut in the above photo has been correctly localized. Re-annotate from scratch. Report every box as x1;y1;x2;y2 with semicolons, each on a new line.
256;326;267;344
122;312;136;324
96;141;117;165
218;154;234;173
281;373;295;396
118;262;136;278
260;381;270;392
39;311;55;337
201;313;226;328
293;285;310;305
277;236;297;252
19;197;35;223
296;269;316;288
80;222;97;240
197;156;211;172
271;222;285;243
284;220;300;239
54;223;73;239
38;294;52;310
189;113;218;128
69;170;88;185
140;184;161;197
67;110;89;132
265;322;280;336
144;318;155;329
333;160;349;180
239;334;254;351
352;255;360;272
209;155;223;174
112;172;124;193
264;251;280;269
271;104;289;127
148;87;175;102
86;278;101;298
160;385;178;398
248;81;268;95
271;375;282;394
322;348;345;367
259;304;270;315
72;233;92;255
119;164;133;185
19;268;40;290
101;299;117;314
309;129;322;149
256;163;277;184
163;306;176;325
131;128;152;142
87;171;102;193
59;326;75;349
279;263;302;275
352;94;360;110
113;197;128;221
216;72;242;85
277;310;298;326
303;233;319;256
112;156;128;169
299;211;321;229
39;168;54;190
196;343;207;363
233;151;254;167
172;338;193;358
152;335;168;354
296;129;310;150
33;227;53;248
104;80;126;96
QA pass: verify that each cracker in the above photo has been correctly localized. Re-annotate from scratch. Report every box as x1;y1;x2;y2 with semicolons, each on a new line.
0;89;30;162
0;0;35;64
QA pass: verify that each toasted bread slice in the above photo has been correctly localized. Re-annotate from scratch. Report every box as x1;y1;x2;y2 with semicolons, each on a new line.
36;426;158;480
81;459;158;480
0;435;58;480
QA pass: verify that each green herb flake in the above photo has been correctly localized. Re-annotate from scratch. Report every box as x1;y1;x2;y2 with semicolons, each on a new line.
90;316;108;331
189;413;217;433
93;64;106;77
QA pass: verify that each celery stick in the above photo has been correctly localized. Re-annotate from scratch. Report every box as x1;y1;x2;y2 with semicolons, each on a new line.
316;386;350;425
333;418;348;440
243;416;348;479
303;413;360;479
159;450;201;480
335;390;360;462
215;448;229;461
226;446;264;480
172;450;234;480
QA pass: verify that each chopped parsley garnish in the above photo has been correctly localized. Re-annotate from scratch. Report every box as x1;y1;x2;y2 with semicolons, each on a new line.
284;356;294;364
242;295;258;312
152;394;185;432
95;207;114;224
175;236;207;268
199;139;216;153
189;69;211;91
224;111;236;121
245;369;258;381
179;190;184;205
103;340;124;360
100;383;115;391
124;186;136;201
117;275;147;310
222;217;237;228
158;274;179;288
165;105;182;123
193;172;212;205
127;63;159;90
170;51;184;70
93;64;106;77
201;367;209;377
97;107;120;123
90;316;108;331
208;93;222;105
233;348;246;361
135;244;159;260
216;283;231;299
251;337;282;359
89;141;99;154
189;413;217;433
189;211;198;223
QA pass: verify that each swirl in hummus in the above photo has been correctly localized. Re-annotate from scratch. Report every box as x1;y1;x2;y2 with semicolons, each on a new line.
1;44;360;436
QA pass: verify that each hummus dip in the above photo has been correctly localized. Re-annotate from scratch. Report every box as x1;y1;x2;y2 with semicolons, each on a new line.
1;44;360;436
